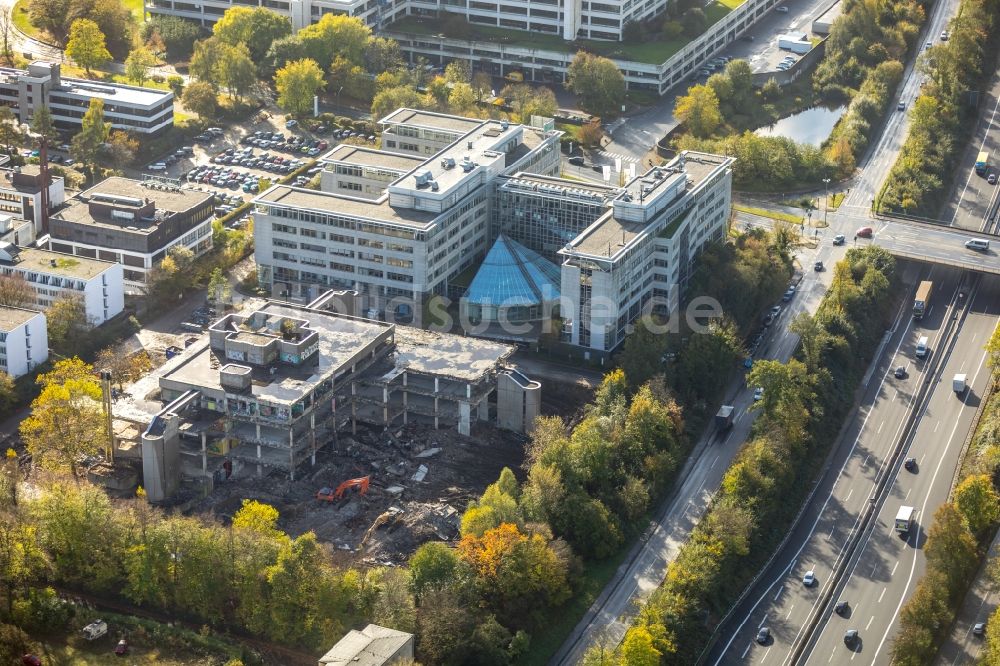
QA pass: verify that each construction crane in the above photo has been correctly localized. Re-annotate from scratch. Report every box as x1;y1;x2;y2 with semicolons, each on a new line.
316;476;370;502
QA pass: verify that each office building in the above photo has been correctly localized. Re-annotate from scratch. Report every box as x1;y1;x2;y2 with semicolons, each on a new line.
145;0;404;31
48;177;214;293
0;306;47;378
0;242;125;325
0;62;173;136
0;160;65;236
254;109;561;322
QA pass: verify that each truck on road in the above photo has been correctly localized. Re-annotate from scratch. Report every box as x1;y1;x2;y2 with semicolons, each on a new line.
977;151;990;175
913;280;932;319
715;405;735;430
895;506;915;534
953;373;967;393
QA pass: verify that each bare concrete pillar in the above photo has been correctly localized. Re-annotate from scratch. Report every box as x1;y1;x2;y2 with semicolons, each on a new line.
256;443;262;477
402;373;408;425
201;431;207;473
478;399;489;421
256;423;261;439
383;386;389;429
351;383;357;435
434;377;440;429
310;413;316;466
458;401;471;436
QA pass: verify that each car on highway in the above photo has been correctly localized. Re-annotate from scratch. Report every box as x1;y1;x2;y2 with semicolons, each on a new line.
782;285;796;301
756;627;770;644
833;234;846;245
966;238;990;252
835;600;849;616
803;570;816;586
753;387;764;401
941;30;949;40
989;173;997;185
974;622;986;636
897;101;906;111
904;457;917;472
776;5;789;11
856;226;873;238
925;41;932;49
814;260;824;271
844;629;859;646
894;365;906;379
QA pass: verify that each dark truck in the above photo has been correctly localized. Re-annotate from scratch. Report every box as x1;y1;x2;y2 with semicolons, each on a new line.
715;405;735;430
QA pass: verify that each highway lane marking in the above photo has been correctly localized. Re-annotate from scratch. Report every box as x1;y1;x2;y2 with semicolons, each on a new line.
846;488;854;501
904;488;911;501
893;388;899;401
763;646;772;663
871;562;878;577
742;643;752;659
891;561;899;577
774;586;784;602
867;615;875;631
879;587;887;603
870;324;998;663
935;420;941;433
877;420;884;434
828;647;836;663
785;605;794;620
862;454;870;468
710;454;720;469
711;298;915;666
950;85;1000;226
758;614;768;629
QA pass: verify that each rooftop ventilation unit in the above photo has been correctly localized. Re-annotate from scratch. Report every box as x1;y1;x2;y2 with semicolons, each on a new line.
430;181;439;191
500;120;509;130
91;193;144;207
461;158;476;172
414;169;433;186
440;157;456;169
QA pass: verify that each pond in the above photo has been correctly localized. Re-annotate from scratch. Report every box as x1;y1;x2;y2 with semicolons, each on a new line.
755;105;848;146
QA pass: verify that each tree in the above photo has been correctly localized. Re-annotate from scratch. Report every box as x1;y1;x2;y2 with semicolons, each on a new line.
275;58;325;118
95;347;152;392
90;0;135;59
617;318;667;389
207;267;231;304
266;35;307;74
218;43;257;102
0;7;14;63
329;56;372;101
444;60;471;84
71;98;109;183
65;19;111;75
925;502;979;597
297;14;370;70
46;295;92;356
501;84;556;124
566;52;626;118
30;106;59;147
674;84;722;138
0;274;34;308
213;6;291;63
27;0;69;41
0;370;15;416
680;7;706;33
472;71;493;101
181;81;219;121
142;16;202;61
0;106;21;153
124;46;157;85
409;541;461;596
577;122;604;148
448;82;477;115
620;626;662;666
987;323;1000;369
101;130;139;168
954;474;1000;538
20;359;105;476
365;37;402;74
190;37;225;89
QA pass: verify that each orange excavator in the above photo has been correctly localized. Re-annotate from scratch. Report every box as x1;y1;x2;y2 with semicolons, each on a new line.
317;476;370;502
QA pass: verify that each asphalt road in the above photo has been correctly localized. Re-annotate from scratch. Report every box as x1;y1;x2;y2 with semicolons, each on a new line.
804;275;1000;665
936;526;1000;665
940;68;1000;231
711;265;966;664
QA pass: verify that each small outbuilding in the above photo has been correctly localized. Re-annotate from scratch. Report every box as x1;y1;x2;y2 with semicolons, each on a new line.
318;624;414;666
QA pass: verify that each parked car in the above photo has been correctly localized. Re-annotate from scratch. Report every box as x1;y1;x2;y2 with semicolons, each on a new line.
114;639;128;656
856;227;873;238
833;234;846;245
974;622;986;636
285;119;299;129
776;5;789;11
569;156;585;166
989;173;997;185
82;619;108;641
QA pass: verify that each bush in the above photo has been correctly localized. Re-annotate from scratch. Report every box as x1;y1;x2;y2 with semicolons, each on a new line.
167;75;184;95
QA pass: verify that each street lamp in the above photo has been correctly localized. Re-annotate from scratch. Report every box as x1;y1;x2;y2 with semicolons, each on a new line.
823;178;831;228
336;86;344;110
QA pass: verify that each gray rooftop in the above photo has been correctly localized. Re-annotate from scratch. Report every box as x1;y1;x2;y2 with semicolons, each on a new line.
320;145;425;172
256;186;437;229
0;305;42;331
394;326;513;381
380;108;484;134
2;246;115;279
53;176;212;231
57;76;172;107
319;624;413;666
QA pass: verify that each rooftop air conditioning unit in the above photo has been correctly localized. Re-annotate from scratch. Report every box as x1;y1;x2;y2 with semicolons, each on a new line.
440;157;456;169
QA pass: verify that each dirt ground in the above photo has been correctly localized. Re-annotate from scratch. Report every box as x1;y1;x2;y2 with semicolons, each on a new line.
189;378;593;566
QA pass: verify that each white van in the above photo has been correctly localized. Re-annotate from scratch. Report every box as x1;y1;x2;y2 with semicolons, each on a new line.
915;336;929;358
147;163;166;172
965;238;990;252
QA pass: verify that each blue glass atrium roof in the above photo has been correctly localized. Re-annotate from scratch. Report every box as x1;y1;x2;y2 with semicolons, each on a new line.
464;235;561;307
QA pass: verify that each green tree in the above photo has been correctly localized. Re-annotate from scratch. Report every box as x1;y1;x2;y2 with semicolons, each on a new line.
142;16;202;61
954;474;1000;538
89;0;135;59
275;58;325;117
297;14;370;70
986;323;1000;369
925;502;979;597
409;541;461;596
218;42;257;102
674;84;722;138
101;130;139;169
617;319;668;389
70;98;109;183
0;106;21;153
365;37;402;74
20;359;105;476
371;85;432;120
181;80;219;120
448;82;477;115
46;295;93;356
30;105;59;147
207;267;231;304
65;19;111;75
565;52;627;118
124;46;157;85
190;37;225;89
212;6;291;63
0;370;15;416
620;626;662;666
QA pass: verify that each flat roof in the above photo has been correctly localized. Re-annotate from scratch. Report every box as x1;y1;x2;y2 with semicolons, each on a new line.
57;76;171;107
394;326;513;382
321;145;425;172
380;108;484;134
53;177;212;231
0;305;41;331
0;164;57;194
256;186;437;229
3;246;114;279
566;151;732;258
503;172;620;202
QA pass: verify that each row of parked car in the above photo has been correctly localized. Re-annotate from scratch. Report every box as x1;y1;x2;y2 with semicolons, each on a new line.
210;146;309;176
194;127;226;143
777;55;798;72
188;165;263;192
241;130;331;156
692;55;734;81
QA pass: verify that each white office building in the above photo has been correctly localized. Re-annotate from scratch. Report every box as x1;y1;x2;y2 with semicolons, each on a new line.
0;160;65;237
0;242;125;325
48;177;214;293
0;62;174;136
254;109;561;322
0;306;47;378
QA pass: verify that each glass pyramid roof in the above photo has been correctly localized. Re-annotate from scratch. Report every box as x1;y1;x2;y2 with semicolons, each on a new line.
465;235;561;307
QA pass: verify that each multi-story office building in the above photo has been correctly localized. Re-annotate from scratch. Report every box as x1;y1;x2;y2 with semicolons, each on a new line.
558;151;733;353
318;144;425;199
0;160;65;236
0;306;47;378
0;62;173;136
144;0;407;31
0;242;125;325
254;110;561;321
48;177;214;293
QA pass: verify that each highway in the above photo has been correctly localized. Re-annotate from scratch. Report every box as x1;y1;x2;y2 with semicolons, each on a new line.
803;275;1000;665
710;265;967;664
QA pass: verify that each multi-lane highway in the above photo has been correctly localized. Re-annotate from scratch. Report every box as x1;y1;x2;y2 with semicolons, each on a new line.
711;270;999;665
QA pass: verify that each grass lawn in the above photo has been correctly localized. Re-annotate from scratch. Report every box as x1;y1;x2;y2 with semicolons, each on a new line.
519;551;629;666
386;14;746;64
734;204;803;224
12;0;38;39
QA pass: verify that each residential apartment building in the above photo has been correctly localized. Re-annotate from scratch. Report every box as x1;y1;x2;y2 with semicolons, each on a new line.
0;306;47;378
0;62;173;136
558;151;734;353
0;161;65;236
254;110;561;321
0;242;125;325
48;177;214;293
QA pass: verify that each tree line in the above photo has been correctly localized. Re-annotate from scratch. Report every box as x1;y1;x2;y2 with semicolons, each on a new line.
879;0;1000;216
894;326;1000;663
601;245;899;662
